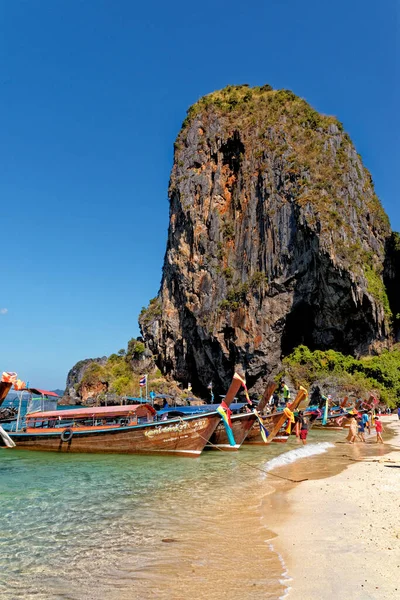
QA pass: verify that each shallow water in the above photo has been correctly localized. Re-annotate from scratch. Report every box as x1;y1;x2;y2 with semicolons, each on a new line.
0;427;392;600
0;442;289;600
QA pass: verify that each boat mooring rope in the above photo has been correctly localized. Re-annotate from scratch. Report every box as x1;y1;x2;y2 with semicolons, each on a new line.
199;433;308;483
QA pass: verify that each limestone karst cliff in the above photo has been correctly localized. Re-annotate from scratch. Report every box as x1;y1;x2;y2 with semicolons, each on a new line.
63;357;108;404
139;84;396;397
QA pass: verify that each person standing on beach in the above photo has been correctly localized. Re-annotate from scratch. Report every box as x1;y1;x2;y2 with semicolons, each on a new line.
362;411;370;434
397;406;400;420
357;417;366;442
375;417;384;443
346;415;357;444
298;411;309;445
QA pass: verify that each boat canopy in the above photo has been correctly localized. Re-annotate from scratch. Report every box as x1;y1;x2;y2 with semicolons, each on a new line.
157;403;246;416
124;396;148;403
23;388;59;398
25;404;157;420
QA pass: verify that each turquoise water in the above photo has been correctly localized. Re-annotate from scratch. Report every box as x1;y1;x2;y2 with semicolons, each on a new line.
0;442;299;600
0;431;349;600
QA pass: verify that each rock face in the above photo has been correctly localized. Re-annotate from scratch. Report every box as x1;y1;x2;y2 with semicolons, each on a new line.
384;232;400;341
63;357;107;404
140;85;394;396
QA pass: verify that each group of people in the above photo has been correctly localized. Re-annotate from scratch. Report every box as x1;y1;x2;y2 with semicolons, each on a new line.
346;412;384;444
267;380;393;446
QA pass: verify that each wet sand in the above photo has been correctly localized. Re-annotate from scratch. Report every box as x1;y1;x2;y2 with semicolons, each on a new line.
268;416;400;600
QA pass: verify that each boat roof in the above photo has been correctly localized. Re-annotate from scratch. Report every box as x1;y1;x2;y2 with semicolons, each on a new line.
23;388;60;397
157;403;245;415
200;403;246;411
26;404;157;419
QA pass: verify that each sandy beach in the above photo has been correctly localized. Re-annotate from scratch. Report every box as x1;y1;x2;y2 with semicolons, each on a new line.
271;416;400;600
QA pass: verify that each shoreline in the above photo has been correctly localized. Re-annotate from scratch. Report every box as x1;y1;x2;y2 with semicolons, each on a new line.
267;416;400;600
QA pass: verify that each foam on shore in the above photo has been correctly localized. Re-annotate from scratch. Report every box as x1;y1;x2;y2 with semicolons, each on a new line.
262;442;335;473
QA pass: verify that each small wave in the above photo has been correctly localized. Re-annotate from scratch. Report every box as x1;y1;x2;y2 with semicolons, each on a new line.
268;543;292;599
263;442;335;472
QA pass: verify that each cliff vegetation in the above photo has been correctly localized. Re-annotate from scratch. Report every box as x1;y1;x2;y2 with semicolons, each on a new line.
283;345;400;407
63;338;192;405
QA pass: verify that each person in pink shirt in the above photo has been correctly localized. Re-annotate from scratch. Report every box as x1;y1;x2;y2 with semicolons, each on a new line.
375;416;384;443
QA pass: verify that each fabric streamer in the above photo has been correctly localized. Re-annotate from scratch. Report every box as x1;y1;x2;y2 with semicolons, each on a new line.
13;379;26;391
322;395;329;425
253;409;269;443
244;381;269;442
0;425;16;448
1;372;17;384
243;384;252;405
217;401;236;446
283;407;295;434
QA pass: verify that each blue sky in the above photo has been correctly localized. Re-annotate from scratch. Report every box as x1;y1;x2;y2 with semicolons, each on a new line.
0;0;398;389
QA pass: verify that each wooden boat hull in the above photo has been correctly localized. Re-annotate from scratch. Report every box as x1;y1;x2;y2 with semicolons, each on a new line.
313;415;352;430
1;373;247;457
244;412;288;444
1;413;222;457
206;381;277;450
207;413;256;450
0;381;12;403
244;387;308;445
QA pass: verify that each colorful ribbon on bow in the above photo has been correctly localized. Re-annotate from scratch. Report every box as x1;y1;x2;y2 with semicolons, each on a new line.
217;400;236;446
13;379;26;391
253;409;269;443
1;372;17;384
244;381;271;441
283;407;295;434
243;384;252;405
322;395;329;425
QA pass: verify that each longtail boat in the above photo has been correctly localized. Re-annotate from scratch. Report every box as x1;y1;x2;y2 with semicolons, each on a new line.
206;381;277;450
0;373;244;457
244;386;308;445
0;381;13;404
312;407;353;430
0;372;18;424
157;380;276;451
0;371;17;405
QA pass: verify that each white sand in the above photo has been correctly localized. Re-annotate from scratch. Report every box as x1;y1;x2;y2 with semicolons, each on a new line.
273;416;400;600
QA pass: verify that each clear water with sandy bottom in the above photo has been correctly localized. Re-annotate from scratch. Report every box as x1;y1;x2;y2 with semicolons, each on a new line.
2;427;389;600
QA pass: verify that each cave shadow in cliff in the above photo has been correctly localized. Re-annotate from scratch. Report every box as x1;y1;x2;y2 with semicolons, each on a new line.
384;233;400;341
281;301;318;354
280;255;381;358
